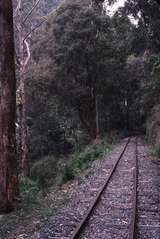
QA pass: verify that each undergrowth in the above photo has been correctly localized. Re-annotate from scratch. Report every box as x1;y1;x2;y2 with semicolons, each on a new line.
73;139;113;171
149;145;160;158
0;176;68;239
0;136;115;238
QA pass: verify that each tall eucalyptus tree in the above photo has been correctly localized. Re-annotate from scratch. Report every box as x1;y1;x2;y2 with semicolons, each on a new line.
0;0;18;213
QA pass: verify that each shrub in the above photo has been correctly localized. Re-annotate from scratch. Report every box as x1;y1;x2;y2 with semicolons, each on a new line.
30;138;113;190
75;140;112;171
30;155;58;188
19;176;40;204
149;145;160;158
57;164;75;185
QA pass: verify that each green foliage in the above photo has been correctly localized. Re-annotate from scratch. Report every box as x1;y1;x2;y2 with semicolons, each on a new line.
19;176;40;203
30;155;75;189
57;164;75;185
23;3;149;200
142;54;160;112
146;54;160;75
125;0;160;51
52;2;120;99
27;74;74;160
149;145;160;158
112;8;135;57
51;3;115;138
75;140;112;171
30;156;58;188
30;137;113;188
30;0;142;144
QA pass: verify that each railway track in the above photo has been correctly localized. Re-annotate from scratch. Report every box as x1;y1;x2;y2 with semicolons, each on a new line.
71;137;138;239
34;137;160;239
136;139;160;239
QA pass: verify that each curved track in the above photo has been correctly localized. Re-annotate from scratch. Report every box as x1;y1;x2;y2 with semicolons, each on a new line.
71;137;138;239
24;137;160;239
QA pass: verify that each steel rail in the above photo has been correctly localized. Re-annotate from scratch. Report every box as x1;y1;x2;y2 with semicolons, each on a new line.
129;137;138;239
70;138;131;239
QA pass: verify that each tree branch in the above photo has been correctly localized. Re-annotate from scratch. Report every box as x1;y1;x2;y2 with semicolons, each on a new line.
23;19;46;42
23;39;31;70
14;0;21;18
14;21;20;32
15;52;21;69
22;0;41;24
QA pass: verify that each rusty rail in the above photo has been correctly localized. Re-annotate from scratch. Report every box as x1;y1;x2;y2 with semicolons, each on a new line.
70;138;131;239
129;137;138;239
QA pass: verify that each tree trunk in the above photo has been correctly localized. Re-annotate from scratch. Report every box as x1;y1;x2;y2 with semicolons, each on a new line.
0;0;18;213
20;76;29;176
19;44;29;177
16;1;29;177
78;97;97;139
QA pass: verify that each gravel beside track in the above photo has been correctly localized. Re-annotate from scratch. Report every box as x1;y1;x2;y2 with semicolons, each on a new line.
29;137;160;239
137;138;160;239
34;139;129;239
78;138;136;239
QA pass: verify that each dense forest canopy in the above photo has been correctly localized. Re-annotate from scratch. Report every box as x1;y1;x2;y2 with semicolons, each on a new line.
15;0;160;182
